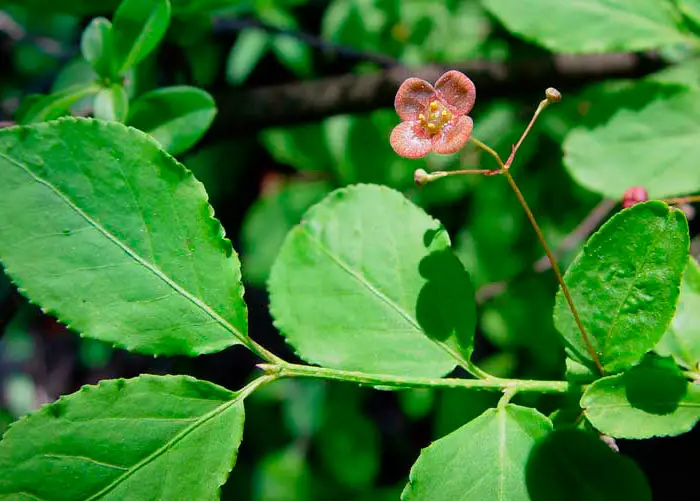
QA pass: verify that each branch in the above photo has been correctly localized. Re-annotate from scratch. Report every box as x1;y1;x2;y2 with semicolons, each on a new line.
212;53;664;134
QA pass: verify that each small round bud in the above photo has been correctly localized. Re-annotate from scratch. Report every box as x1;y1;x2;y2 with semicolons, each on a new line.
545;87;562;103
414;169;431;187
622;186;649;208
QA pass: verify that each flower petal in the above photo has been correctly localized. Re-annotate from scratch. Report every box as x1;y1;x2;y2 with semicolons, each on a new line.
432;115;473;155
390;121;432;159
395;78;435;121
435;70;476;116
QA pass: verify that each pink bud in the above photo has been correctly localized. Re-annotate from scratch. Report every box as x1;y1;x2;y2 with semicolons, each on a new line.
622;186;648;208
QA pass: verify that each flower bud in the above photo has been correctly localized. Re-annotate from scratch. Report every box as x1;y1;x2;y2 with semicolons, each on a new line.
545;87;562;103
414;169;431;187
622;186;648;208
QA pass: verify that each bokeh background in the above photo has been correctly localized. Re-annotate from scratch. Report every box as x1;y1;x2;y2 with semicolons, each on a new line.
1;1;698;499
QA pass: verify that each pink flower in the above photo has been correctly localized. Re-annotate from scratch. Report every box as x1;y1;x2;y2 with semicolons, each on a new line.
390;70;476;159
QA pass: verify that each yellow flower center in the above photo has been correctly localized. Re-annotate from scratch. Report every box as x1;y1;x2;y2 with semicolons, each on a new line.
418;101;453;136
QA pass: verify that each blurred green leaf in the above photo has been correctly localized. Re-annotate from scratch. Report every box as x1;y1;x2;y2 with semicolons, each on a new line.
281;380;326;439
582;355;700;438
0;118;247;356
526;428;651;500
318;386;380;490
79;338;113;369
398;388;434;420
241;179;333;286
403;405;551;501
483;0;687;53
93;83;129;122
127;86;217;155
80;17;115;79
260;122;334;172
0;375;246;499
564;87;700;198
254;445;311;501
656;257;700;369
20;83;100;124
3;374;36;417
269;184;475;377
678;0;700;27
272;35;312;77
112;0;171;73
226;28;270;85
554;202;689;373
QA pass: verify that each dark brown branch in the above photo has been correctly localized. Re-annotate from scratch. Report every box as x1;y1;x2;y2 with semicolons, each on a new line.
213;53;664;134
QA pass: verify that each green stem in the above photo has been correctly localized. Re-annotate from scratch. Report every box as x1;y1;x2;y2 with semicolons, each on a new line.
501;168;604;375
246;338;286;365
258;363;571;394
237;372;280;399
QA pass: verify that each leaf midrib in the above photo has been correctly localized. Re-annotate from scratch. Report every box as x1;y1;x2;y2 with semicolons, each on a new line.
0;151;246;345
84;396;240;500
301;227;467;368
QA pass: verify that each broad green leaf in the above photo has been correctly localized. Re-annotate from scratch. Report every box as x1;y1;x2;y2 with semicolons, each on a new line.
564;88;700;198
402;404;552;501
20;83;100;124
112;0;171;73
482;0;687;53
93;84;129;123
0;118;248;356
127;86;217;156
526;429;651;500
582;355;700;438
554;201;689;373
268;184;476;377
0;375;246;500
226;28;270;85
80;17;115;79
655;257;700;369
241;179;333;287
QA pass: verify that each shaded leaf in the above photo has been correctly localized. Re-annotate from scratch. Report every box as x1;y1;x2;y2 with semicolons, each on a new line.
554;201;688;373
269;184;475;377
254;446;311;501
656;257;700;369
482;0;686;54
403;404;551;501
127;86;217;156
564;87;700;198
0;375;246;500
0;118;247;356
112;0;171;73
526;428;651;501
20;83;100;124
226;28;270;85
80;17;115;79
582;355;700;438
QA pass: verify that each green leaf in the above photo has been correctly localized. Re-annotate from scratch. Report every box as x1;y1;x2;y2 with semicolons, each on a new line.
112;0;171;73
0;375;246;500
80;17;115;79
20;83;100;124
482;0;687;53
656;257;700;369
526;428;651;500
271;35;312;77
226;28;270;85
582;355;700;439
93;84;129;122
554;201;689;373
241;179;333;287
564;87;700;198
127;86;217;156
259;122;334;173
402;404;551;501
0;118;247;356
268;184;476;377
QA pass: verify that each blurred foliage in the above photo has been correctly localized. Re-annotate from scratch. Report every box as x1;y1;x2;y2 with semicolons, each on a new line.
1;0;700;498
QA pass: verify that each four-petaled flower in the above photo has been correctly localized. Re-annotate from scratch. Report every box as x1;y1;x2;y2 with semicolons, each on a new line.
390;70;476;159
